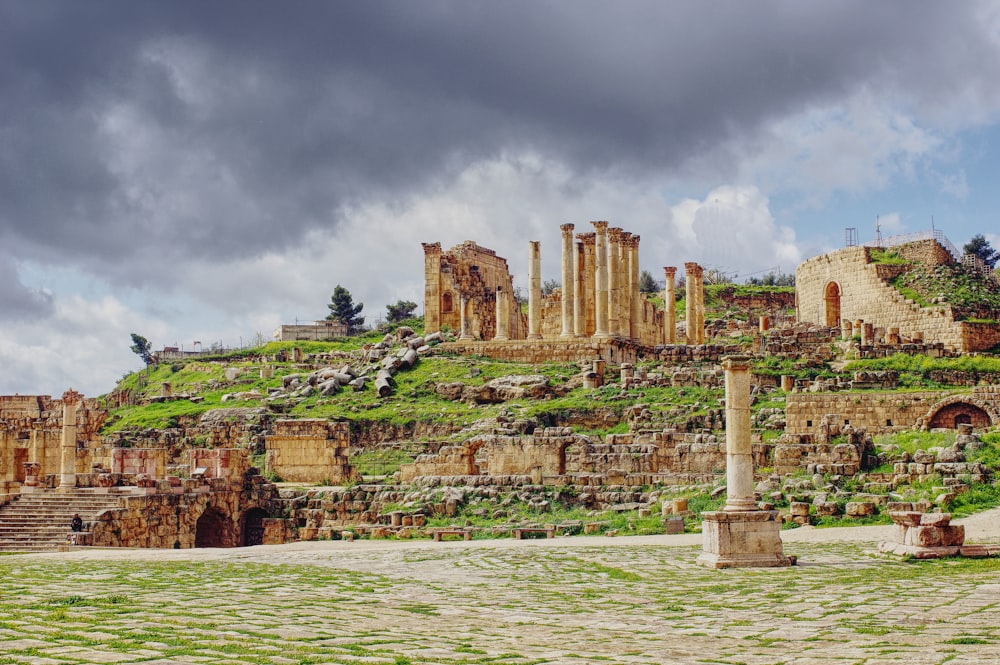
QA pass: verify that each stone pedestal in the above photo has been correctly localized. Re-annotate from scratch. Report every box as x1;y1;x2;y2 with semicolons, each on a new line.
697;510;791;568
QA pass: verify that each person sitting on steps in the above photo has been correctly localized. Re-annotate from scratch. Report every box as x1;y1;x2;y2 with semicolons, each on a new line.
70;514;83;532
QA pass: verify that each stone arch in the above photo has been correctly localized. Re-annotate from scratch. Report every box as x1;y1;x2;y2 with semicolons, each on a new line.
241;507;269;547
922;395;999;431
195;506;236;548
824;281;841;328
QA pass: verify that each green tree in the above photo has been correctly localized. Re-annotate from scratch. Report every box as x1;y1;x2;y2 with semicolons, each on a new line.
639;270;659;293
326;285;365;334
129;333;154;366
964;234;998;269
386;299;418;323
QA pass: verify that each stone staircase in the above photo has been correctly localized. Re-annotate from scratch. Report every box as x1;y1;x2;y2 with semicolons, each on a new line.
0;489;127;552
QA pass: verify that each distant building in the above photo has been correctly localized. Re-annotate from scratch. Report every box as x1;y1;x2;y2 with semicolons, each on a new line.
273;320;348;341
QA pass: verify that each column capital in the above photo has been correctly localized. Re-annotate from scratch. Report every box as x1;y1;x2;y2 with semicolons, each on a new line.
577;232;596;246
664;266;677;278
685;262;704;278
722;355;752;372
591;220;608;233
560;223;575;235
61;389;83;407
421;242;442;255
607;227;623;242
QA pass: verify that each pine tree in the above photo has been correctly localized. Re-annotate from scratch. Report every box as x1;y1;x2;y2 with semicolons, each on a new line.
326;285;365;334
386;299;418;323
964;234;999;269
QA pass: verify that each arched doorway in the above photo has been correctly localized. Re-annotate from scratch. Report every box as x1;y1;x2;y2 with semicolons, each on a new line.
824;282;841;327
928;402;991;430
195;507;235;548
242;508;268;547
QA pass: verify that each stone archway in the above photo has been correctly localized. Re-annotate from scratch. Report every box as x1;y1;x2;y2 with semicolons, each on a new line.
922;395;998;431
242;508;268;547
824;282;841;328
195;506;236;548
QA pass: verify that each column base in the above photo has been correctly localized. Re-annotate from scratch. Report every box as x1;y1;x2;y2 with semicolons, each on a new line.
526;334;542;340
697;510;791;569
57;475;78;491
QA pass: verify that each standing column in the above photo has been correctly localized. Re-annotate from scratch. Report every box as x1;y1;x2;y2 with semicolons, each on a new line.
494;287;509;340
685;262;705;344
459;294;473;340
421;243;442;334
574;239;586;337
628;234;641;341
59;389;82;490
607;227;622;337
527;241;542;339
579;233;596;336
560;224;575;338
723;357;756;511
593;222;610;338
620;232;633;340
664;267;677;344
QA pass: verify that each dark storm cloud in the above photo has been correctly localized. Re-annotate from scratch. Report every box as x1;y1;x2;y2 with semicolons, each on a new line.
0;254;54;321
1;1;997;289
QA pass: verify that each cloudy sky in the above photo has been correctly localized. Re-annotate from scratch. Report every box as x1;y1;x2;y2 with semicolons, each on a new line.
3;1;1000;397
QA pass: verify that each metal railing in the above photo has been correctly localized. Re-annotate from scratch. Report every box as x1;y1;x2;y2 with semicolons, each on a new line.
863;228;961;261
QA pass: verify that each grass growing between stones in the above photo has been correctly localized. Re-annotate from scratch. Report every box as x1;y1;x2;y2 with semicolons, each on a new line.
2;542;1000;664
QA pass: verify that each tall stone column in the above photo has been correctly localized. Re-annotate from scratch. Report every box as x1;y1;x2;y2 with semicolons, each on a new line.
619;232;633;340
459;294;472;340
494;287;509;341
685;262;705;344
421;243;442;334
527;241;542;339
607;227;622;337
697;356;789;568
560;223;575;338
663;267;677;344
574;239;586;337
592;222;610;338
723;357;755;512
579;233;596;336
628;234;641;341
59;389;82;490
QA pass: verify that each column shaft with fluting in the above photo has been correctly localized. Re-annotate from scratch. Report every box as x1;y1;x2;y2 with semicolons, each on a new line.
527;241;542;339
592;222;610;338
574;239;586;337
628;234;641;341
58;389;81;490
579;233;596;336
560;224;575;338
607;227;622;337
723;356;756;511
663;267;677;344
494;287;509;340
685;262;705;344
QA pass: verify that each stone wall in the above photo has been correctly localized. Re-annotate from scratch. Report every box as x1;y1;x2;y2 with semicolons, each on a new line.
0;394;107;485
89;478;279;548
786;387;1000;435
264;419;358;484
796;241;1000;351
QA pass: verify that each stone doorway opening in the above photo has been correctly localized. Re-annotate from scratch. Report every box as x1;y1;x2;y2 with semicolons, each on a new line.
928;402;991;430
824;282;841;327
242;508;268;547
195;507;235;548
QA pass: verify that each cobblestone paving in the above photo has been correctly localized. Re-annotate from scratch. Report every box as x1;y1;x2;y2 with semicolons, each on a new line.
1;528;999;664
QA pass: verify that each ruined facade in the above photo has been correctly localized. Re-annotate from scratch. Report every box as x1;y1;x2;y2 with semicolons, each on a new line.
796;239;1000;352
423;225;704;349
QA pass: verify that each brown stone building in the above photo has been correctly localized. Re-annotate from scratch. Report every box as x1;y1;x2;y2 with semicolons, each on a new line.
796;238;1000;352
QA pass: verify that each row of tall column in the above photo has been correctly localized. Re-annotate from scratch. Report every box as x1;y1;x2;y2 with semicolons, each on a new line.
520;223;705;344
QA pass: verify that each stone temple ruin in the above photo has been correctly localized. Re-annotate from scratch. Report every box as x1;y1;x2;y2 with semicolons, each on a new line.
0;228;999;554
